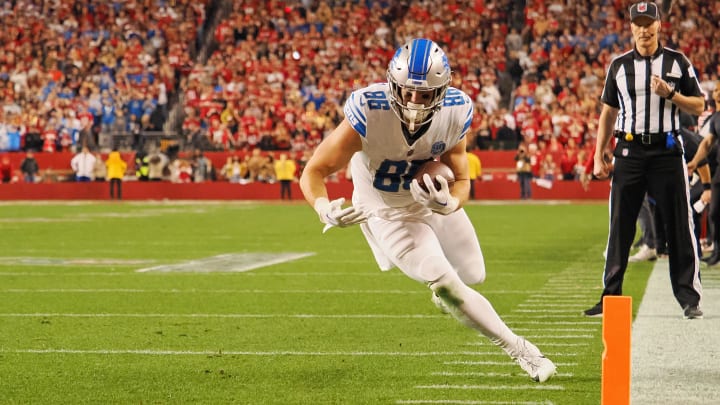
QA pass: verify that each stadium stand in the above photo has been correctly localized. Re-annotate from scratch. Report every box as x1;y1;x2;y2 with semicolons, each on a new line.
0;0;717;198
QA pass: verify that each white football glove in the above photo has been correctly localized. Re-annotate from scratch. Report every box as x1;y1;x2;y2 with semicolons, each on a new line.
409;174;459;215
314;197;367;232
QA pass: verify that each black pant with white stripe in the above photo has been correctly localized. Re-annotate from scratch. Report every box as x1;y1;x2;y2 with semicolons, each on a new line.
601;140;702;309
706;178;720;261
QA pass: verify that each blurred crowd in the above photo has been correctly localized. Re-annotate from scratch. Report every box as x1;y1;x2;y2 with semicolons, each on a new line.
0;0;206;154
0;0;719;185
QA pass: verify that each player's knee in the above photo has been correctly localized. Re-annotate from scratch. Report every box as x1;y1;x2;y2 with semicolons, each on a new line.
457;258;486;285
417;255;453;282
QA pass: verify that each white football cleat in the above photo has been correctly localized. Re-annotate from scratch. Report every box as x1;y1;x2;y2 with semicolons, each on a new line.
508;337;556;382
431;292;451;314
628;245;658;262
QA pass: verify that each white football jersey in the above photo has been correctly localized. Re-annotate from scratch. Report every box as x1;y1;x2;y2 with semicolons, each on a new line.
344;82;473;220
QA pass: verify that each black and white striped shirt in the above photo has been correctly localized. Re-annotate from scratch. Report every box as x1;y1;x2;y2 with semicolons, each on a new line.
600;45;704;134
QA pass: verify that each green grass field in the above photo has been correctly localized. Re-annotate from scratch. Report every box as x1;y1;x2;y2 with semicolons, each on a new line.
0;201;653;404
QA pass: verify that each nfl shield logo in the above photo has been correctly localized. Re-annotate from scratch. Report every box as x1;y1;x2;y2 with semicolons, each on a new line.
431;142;446;155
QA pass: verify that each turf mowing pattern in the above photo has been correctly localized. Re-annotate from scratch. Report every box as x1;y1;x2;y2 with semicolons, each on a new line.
0;202;654;404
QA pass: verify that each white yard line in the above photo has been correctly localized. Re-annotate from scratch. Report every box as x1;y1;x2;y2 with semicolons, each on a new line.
1;288;426;294
2;349;509;357
135;252;316;273
0;272;131;276
465;342;590;347
511;326;596;330
507;321;600;325
517;334;593;339
431;371;573;378
517;303;590;308
0;271;398;277
502;314;591;319
397;400;554;405
0;257;156;266
527;294;598;299
416;351;577;357
0;312;445;319
414;384;564;391
443;360;578;367
0;208;210;223
523;298;592;306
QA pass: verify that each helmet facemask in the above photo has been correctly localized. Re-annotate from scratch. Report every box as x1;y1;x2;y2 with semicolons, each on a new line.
387;39;451;132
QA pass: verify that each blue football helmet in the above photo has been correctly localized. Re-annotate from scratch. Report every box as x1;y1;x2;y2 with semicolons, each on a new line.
387;38;451;130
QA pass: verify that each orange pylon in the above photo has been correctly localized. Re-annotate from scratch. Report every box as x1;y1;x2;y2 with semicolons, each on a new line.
601;295;632;405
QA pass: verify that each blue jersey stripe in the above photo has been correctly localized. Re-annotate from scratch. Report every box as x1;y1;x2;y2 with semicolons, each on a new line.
343;93;367;137
459;105;473;140
350;93;368;132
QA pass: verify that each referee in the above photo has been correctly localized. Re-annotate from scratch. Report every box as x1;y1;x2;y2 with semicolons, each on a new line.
584;2;705;319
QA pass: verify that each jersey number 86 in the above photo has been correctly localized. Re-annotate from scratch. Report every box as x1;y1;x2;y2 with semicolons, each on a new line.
374;159;430;192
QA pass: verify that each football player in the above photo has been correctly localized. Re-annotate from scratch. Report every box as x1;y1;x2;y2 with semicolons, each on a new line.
300;38;556;382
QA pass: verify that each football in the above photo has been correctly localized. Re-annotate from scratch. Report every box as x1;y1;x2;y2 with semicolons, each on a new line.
413;160;455;192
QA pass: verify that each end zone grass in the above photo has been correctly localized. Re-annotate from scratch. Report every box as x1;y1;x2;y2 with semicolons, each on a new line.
0;202;653;404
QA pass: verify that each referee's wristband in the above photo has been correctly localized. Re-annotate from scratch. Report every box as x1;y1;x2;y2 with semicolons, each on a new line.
703;183;711;190
666;88;676;100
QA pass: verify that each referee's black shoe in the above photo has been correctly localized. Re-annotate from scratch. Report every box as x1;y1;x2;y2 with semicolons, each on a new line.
683;305;703;320
583;303;603;317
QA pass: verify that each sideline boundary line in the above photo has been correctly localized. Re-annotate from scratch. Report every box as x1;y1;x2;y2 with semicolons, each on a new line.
631;260;720;404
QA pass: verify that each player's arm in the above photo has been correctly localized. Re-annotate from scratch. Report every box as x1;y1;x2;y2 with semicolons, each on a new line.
300;118;362;206
687;134;716;172
300;118;365;229
593;104;618;179
695;162;712;204
439;137;470;207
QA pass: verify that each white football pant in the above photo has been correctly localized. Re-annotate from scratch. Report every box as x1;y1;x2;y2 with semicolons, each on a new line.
360;208;485;284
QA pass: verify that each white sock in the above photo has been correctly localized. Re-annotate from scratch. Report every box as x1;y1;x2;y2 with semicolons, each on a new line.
435;281;519;353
